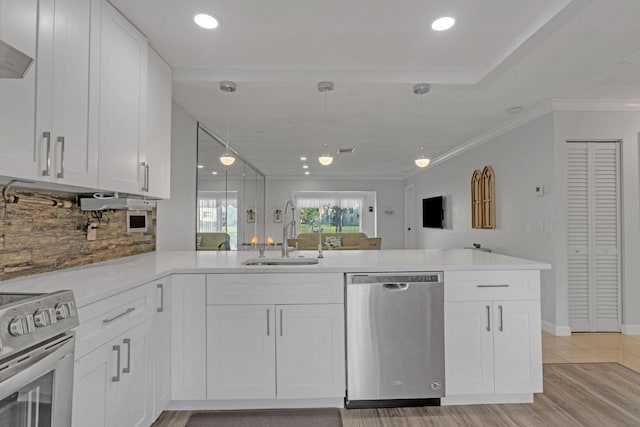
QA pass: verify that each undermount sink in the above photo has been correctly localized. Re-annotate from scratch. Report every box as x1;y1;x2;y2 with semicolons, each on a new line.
242;257;320;266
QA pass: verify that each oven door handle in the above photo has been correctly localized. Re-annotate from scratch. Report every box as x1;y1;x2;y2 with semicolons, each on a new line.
0;334;75;402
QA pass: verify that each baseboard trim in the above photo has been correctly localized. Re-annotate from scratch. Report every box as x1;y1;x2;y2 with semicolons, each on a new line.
442;393;534;406
542;320;571;336
621;324;640;335
167;398;344;411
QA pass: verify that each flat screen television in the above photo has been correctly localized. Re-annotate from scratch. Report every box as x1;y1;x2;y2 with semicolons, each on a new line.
422;196;444;229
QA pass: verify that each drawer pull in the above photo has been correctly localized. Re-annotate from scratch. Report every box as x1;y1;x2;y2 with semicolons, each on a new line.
103;307;135;324
476;284;510;288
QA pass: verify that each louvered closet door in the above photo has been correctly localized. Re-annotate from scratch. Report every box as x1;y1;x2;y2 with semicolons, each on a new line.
567;142;621;332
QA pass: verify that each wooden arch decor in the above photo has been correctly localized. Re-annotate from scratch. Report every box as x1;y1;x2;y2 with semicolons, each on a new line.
471;165;495;229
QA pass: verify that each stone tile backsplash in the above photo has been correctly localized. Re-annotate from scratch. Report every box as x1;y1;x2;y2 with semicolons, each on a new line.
1;187;155;281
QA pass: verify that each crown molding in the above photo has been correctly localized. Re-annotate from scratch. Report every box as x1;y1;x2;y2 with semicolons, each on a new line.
550;98;640;111
405;98;640;180
266;175;404;182
405;100;554;179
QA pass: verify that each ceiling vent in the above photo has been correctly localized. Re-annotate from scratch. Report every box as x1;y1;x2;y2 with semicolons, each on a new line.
337;148;355;154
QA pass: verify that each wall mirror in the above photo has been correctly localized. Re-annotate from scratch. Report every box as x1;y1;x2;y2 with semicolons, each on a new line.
196;124;266;251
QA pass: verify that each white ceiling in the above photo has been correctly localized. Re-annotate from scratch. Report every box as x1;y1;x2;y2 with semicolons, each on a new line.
112;0;640;178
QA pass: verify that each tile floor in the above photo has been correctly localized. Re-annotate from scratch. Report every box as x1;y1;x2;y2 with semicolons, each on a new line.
542;331;640;373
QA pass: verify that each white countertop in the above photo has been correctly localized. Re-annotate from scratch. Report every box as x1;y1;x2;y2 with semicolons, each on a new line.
0;249;550;307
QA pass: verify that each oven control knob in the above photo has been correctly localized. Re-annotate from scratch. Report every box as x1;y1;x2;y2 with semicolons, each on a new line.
66;301;77;317
48;307;58;324
9;317;25;336
34;309;50;327
55;304;70;320
24;314;35;333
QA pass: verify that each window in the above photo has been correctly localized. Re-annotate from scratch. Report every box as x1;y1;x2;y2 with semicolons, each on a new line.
197;191;238;248
293;191;373;234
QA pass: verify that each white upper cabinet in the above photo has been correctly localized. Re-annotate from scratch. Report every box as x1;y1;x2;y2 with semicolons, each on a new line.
141;48;172;198
0;0;38;179
36;0;97;186
92;0;148;194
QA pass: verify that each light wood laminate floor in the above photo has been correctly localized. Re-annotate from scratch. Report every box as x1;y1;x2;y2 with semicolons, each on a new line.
154;332;640;427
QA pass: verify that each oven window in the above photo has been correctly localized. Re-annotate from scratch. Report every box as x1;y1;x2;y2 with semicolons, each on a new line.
0;371;53;427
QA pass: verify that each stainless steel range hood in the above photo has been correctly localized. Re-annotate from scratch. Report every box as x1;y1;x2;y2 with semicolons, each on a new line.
0;40;34;79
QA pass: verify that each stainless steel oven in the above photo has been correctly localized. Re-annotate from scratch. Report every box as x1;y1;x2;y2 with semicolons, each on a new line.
0;291;78;427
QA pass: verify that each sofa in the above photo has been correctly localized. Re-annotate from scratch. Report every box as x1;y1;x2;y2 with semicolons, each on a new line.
288;232;380;250
196;232;230;250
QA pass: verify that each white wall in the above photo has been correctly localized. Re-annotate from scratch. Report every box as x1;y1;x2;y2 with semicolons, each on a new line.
265;178;405;249
405;109;640;335
404;114;558;327
552;111;640;332
156;103;197;250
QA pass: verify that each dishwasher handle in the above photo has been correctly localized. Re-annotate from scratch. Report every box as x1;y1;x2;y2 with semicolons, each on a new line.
382;283;409;291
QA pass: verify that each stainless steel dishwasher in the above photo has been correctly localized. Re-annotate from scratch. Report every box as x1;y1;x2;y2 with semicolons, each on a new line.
345;272;445;408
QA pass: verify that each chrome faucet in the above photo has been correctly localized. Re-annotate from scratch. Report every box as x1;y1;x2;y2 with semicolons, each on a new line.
281;200;296;258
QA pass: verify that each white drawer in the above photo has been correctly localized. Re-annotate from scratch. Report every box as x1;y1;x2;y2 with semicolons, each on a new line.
444;270;540;302
75;281;158;357
207;273;344;305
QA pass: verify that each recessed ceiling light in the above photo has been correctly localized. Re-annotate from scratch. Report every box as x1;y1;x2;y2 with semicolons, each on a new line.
194;14;219;29
197;165;204;169
302;165;309;169
305;171;310;175
211;171;218;175
431;16;455;31
300;156;307;161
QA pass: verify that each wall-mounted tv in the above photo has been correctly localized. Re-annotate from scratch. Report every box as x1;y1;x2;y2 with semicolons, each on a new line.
422;196;444;229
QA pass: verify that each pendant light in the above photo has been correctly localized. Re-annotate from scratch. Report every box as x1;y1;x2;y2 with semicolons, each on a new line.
219;81;236;166
413;83;431;168
317;81;334;166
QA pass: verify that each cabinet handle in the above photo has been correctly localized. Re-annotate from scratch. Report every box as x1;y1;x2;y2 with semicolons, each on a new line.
41;131;51;176
280;309;283;337
476;284;510;288
498;305;504;332
486;305;491;332
157;283;164;313
267;308;270;336
56;136;65;178
112;345;121;382
145;163;150;192
140;162;148;192
123;338;131;374
103;307;135;323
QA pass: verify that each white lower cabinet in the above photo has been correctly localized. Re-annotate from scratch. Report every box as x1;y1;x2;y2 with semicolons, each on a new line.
276;304;345;398
151;277;171;418
205;273;345;402
206;303;345;400
171;274;207;400
444;270;542;402
73;318;153;427
207;305;276;399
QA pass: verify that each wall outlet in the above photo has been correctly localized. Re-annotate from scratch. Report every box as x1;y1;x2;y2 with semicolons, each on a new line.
87;222;99;241
535;185;544;196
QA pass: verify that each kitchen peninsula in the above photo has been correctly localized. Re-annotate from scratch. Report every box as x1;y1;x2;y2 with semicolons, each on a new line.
0;249;549;426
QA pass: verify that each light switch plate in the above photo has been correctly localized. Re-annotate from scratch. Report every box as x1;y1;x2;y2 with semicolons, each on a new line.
535;185;544;196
